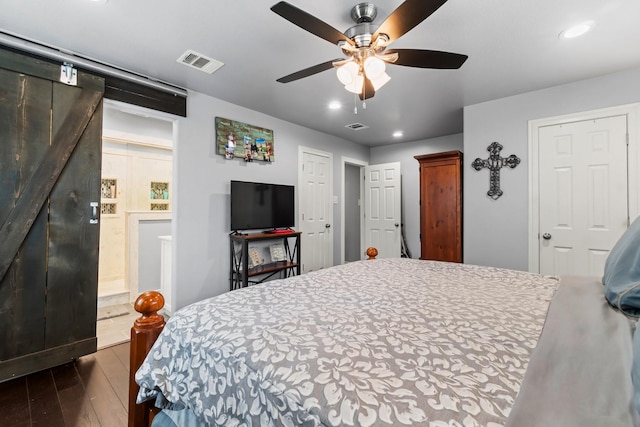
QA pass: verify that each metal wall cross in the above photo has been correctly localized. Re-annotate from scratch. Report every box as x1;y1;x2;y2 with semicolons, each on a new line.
472;142;520;200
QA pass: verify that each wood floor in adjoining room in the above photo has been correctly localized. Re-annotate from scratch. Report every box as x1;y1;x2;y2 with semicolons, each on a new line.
0;342;130;427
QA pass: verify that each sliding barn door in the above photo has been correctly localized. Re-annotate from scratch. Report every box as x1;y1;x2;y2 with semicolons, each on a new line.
0;48;104;381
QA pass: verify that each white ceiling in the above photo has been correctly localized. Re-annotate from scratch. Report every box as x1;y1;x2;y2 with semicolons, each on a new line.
2;0;640;147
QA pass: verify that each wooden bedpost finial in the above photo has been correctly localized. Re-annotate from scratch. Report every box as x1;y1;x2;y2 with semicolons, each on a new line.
129;291;166;427
366;247;378;260
133;291;165;329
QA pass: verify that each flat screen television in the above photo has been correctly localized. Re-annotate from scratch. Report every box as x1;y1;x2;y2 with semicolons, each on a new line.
230;180;295;231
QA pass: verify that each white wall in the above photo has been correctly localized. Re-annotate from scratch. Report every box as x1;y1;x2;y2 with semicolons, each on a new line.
370;134;463;259
103;105;173;148
173;91;369;310
464;66;640;271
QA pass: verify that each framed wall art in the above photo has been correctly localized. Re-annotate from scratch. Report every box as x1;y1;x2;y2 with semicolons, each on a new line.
215;116;274;162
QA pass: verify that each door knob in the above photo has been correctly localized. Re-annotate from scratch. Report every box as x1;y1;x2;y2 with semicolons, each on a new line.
542;233;552;240
325;224;331;228
395;223;399;227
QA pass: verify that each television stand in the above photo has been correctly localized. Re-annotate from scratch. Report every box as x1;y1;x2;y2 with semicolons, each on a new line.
229;231;301;290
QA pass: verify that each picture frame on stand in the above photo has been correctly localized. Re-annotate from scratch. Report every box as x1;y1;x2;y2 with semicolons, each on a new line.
248;247;264;268
270;243;286;262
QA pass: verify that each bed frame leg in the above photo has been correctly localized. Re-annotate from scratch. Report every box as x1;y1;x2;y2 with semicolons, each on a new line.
128;291;166;427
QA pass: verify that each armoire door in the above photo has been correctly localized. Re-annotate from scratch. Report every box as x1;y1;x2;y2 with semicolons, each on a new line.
0;48;104;381
415;151;463;262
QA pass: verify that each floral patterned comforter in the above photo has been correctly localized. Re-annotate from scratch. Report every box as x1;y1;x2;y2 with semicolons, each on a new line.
136;259;558;426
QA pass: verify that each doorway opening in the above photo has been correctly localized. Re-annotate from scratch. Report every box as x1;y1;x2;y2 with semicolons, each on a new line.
341;159;403;263
96;100;176;348
341;157;367;263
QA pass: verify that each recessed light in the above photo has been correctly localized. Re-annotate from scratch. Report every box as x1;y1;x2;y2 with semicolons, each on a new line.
328;101;342;110
560;22;592;39
393;131;403;138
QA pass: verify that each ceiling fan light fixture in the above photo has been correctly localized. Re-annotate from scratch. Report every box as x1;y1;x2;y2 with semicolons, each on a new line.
374;34;390;48
363;56;386;80
371;72;390;91
337;61;359;85
271;1;467;102
344;74;365;94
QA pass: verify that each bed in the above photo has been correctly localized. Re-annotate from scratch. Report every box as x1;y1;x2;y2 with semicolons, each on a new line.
128;241;640;427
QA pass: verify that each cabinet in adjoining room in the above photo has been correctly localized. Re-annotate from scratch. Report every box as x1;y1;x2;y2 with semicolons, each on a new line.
414;151;463;263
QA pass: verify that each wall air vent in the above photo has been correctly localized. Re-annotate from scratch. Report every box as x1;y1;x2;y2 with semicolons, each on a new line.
345;122;369;131
177;50;224;74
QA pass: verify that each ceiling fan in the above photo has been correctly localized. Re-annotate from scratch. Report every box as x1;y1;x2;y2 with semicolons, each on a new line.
270;0;468;100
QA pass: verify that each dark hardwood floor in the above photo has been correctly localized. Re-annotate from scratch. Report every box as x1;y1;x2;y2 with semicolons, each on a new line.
0;342;130;427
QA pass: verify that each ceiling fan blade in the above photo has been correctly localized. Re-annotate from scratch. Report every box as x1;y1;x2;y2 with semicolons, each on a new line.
271;2;354;46
359;77;375;100
276;59;343;83
373;0;448;43
386;49;468;69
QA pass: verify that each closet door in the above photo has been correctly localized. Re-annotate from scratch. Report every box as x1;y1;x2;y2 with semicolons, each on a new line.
0;48;104;380
415;151;463;262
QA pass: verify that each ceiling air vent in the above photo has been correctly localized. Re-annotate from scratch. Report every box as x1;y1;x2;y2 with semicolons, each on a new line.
345;122;369;131
177;50;224;74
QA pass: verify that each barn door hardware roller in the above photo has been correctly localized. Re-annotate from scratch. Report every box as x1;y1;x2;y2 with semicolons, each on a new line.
60;62;78;86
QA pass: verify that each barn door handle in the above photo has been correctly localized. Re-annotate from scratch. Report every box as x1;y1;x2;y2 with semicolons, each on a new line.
542;233;551;240
90;202;99;224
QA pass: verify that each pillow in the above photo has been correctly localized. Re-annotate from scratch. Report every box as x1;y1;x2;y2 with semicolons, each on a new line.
603;215;640;316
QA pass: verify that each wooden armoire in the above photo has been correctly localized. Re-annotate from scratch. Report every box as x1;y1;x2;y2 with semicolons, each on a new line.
414;151;463;262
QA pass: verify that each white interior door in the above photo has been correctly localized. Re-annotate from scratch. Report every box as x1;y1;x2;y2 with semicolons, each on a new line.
299;148;333;273
363;162;401;259
539;115;628;276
